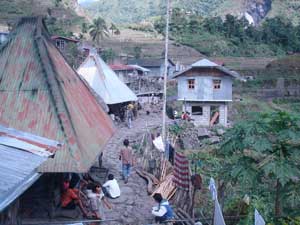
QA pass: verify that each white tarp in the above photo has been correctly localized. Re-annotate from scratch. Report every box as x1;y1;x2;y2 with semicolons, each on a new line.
214;198;226;225
209;177;226;225
255;209;265;225
209;177;218;201
77;52;137;105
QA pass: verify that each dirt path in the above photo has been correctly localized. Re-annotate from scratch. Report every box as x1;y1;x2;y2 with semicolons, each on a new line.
102;111;164;225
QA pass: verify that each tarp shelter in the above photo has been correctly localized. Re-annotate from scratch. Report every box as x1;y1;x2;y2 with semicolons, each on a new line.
0;17;115;173
77;52;138;105
0;125;60;212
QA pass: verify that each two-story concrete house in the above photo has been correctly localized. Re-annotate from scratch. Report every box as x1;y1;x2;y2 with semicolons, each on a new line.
174;59;240;127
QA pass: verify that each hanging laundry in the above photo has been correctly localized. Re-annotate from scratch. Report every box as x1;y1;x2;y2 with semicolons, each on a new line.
214;198;226;225
209;177;218;201
173;152;190;190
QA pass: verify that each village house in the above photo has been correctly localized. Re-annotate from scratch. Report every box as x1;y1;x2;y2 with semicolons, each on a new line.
109;64;142;83
0;126;60;225
128;58;176;78
51;35;79;52
174;59;241;127
0;17;115;223
109;63;150;92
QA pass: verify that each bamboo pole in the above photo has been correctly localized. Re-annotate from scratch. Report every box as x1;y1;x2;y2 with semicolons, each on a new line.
162;0;170;144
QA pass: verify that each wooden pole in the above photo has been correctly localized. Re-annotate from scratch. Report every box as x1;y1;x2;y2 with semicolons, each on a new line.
162;0;170;144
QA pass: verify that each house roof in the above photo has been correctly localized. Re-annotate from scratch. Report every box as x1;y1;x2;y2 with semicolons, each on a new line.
77;51;138;105
0;125;60;211
173;58;242;79
0;17;115;173
51;35;79;43
127;58;175;67
109;64;134;71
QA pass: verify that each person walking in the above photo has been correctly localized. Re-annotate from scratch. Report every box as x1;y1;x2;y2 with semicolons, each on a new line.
119;139;134;183
126;104;134;129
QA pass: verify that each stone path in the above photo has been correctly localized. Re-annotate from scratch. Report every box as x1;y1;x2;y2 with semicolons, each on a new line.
102;112;163;225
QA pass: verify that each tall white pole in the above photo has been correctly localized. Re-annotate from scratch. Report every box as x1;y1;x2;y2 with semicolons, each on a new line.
162;0;170;144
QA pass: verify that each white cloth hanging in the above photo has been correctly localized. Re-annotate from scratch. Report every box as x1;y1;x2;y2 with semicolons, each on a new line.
255;209;266;225
209;177;218;200
214;198;226;225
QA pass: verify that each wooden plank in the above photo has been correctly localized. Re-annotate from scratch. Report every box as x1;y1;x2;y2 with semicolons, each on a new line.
210;111;219;127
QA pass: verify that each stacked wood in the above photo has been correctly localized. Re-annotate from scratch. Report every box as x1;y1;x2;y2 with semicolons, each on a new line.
151;173;176;200
173;188;193;213
172;208;194;225
160;158;173;181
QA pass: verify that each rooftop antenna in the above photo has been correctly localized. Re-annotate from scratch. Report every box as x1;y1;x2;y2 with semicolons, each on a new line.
162;0;170;144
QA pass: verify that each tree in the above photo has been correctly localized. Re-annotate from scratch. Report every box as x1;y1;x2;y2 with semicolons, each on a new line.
133;46;142;59
55;0;62;7
109;23;120;36
89;17;109;45
101;48;116;64
219;111;300;218
81;22;88;34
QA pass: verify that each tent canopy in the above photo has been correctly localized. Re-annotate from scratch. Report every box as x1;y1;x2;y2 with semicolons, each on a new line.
77;52;138;105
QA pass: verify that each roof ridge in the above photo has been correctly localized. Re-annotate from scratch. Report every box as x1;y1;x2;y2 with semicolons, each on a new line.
34;33;82;169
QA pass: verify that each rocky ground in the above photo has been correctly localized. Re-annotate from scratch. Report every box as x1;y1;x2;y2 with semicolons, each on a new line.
101;110;164;225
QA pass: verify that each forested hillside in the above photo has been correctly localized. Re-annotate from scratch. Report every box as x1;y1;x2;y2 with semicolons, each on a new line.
154;10;300;57
81;0;300;25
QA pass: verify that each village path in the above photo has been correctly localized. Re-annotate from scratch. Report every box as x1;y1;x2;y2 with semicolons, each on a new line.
101;111;164;225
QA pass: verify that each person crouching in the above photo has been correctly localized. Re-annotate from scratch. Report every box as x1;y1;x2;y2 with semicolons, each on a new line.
151;193;173;223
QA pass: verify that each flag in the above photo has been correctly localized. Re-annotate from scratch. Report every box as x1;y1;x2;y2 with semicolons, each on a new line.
214;198;226;225
255;209;265;225
209;177;217;200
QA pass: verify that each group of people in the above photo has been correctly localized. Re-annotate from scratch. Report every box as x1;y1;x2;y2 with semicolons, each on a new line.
60;173;120;220
181;111;192;121
60;138;174;223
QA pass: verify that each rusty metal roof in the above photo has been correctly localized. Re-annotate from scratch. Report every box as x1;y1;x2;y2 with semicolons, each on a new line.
0;17;115;173
0;125;60;211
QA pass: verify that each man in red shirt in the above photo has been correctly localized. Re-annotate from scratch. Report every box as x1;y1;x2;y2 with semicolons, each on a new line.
61;179;88;217
119;139;134;183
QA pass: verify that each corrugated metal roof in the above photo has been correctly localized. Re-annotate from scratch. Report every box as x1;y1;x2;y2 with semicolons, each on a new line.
0;17;115;173
77;52;138;105
0;126;60;211
173;58;242;80
127;58;175;67
192;59;219;67
109;64;134;71
0;125;60;157
51;35;79;43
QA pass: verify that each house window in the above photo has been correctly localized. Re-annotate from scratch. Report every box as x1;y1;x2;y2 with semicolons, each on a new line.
213;79;221;89
56;40;65;50
191;106;203;115
188;79;195;89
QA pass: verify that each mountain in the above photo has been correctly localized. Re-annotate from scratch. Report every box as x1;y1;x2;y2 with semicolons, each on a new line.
81;0;300;25
0;0;88;34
